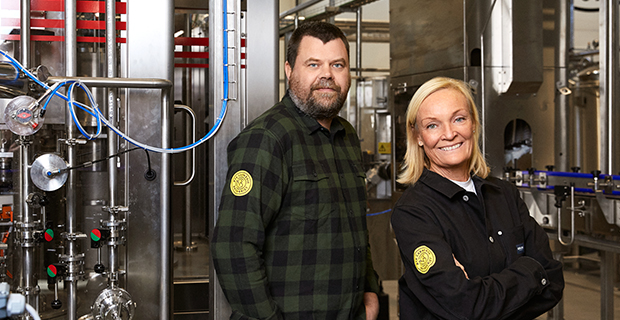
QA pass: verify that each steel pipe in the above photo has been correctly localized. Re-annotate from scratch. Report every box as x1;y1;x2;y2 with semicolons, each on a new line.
105;0;120;289
555;0;572;172
48;76;172;89
65;0;79;316
279;0;322;19
599;0;618;174
0;63;18;81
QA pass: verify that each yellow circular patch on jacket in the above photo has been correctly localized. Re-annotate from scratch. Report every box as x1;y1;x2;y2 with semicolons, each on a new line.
230;170;253;196
414;245;436;274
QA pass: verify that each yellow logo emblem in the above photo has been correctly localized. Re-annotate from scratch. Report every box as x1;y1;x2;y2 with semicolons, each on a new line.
230;170;253;196
413;245;436;274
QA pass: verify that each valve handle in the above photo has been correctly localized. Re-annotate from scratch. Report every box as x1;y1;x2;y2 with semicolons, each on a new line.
51;299;62;309
94;263;106;274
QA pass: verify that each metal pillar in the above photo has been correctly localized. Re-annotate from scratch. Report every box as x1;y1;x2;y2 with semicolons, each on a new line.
599;0;618;174
105;0;121;289
64;0;82;316
601;250;614;320
555;0;572;173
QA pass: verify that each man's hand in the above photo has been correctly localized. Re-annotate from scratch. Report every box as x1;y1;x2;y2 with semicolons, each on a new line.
364;292;379;320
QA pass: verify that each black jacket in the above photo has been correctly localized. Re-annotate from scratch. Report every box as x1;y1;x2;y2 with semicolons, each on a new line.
392;169;564;320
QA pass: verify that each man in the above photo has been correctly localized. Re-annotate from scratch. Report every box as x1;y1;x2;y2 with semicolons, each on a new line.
211;21;380;320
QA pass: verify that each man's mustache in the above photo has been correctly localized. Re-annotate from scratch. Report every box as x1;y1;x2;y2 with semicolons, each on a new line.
311;79;340;92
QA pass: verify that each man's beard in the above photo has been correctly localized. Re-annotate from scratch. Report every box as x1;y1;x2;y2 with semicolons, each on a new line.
289;77;350;120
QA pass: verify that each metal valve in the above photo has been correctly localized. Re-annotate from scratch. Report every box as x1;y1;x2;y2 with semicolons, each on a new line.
47;264;66;309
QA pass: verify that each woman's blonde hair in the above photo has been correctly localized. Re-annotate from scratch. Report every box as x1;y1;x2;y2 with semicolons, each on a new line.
397;77;489;185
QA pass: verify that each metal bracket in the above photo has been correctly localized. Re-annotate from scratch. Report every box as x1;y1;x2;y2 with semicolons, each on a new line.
556;80;572;95
594;190;617;226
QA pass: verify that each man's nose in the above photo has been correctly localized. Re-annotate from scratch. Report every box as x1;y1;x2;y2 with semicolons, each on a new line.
319;64;333;78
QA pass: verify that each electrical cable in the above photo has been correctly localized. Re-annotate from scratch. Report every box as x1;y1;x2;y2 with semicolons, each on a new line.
58;147;141;173
0;0;232;154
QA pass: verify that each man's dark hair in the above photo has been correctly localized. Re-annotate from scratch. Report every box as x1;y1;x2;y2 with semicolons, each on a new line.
286;21;350;69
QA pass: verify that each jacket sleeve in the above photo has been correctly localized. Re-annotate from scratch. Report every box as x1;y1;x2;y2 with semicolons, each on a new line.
501;184;564;320
210;129;286;320
392;202;555;320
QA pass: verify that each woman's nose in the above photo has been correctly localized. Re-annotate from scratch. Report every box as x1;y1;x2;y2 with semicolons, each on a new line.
442;124;457;139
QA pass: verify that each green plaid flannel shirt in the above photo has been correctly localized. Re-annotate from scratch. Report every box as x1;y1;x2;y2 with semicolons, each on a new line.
212;93;380;320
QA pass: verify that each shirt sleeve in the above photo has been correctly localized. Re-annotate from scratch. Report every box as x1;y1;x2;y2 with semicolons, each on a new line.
211;129;286;320
365;235;381;294
392;202;554;320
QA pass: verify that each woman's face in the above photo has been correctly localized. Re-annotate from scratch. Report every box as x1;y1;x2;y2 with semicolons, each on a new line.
415;88;474;181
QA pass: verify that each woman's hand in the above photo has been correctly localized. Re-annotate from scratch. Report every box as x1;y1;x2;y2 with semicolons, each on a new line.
453;254;469;279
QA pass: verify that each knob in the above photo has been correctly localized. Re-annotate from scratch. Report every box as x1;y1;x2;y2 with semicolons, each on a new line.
51;299;62;309
94;263;106;274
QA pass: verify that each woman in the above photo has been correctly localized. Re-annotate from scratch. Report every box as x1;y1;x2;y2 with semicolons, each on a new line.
392;77;564;319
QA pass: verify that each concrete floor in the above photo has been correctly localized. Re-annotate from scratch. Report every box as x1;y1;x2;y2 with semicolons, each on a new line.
383;267;620;320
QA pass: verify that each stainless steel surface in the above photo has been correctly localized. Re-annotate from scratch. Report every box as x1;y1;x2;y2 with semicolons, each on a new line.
30;154;68;192
0;63;18;81
173;105;196;186
209;0;241;318
91;287;136;320
598;0;619;174
389;0;464;79
3;95;42;136
65;0;79;317
247;1;277;122
19;0;29;68
106;0;120;290
173;104;196;250
554;0;572;172
125;0;173;317
601;250;614;320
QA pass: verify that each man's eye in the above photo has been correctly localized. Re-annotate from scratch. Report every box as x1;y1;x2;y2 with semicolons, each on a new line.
333;63;343;68
309;63;318;68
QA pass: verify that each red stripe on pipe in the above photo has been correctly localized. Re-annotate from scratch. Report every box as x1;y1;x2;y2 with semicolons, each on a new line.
174;52;209;59
174;63;209;69
0;34;126;43
174;37;209;46
6;0;129;13
76;1;126;13
1;18;126;30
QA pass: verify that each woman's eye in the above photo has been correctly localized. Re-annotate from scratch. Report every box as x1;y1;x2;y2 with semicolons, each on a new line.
426;124;437;129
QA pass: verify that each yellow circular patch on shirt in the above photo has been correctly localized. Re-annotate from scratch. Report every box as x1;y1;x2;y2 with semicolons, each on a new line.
413;245;436;274
230;170;253;196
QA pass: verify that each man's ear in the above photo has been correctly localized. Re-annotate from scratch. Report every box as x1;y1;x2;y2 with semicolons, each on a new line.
285;61;292;81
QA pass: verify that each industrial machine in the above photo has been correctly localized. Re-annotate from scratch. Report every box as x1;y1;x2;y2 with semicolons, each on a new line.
389;0;620;319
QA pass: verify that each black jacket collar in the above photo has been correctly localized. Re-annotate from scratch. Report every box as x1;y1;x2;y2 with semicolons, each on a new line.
418;168;501;199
